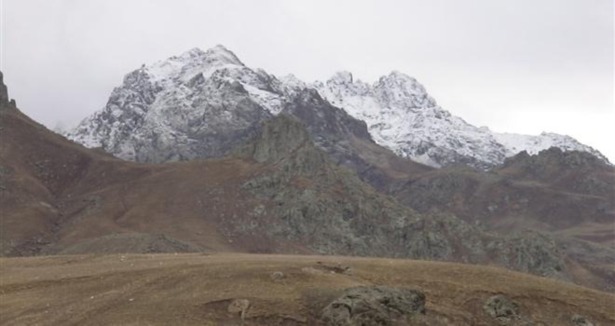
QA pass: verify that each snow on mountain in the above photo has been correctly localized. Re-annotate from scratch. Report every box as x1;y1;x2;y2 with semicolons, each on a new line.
313;71;507;168
493;132;608;162
68;45;609;168
68;45;282;162
313;71;609;168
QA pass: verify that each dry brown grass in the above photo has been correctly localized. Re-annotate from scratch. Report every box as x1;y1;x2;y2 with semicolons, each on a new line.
1;253;613;325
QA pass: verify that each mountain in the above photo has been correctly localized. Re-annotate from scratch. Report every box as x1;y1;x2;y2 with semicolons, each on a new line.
314;70;609;169
5;75;599;289
391;147;615;236
68;46;274;162
67;45;608;170
6;85;615;292
66;45;433;196
55;47;615;290
388;147;615;290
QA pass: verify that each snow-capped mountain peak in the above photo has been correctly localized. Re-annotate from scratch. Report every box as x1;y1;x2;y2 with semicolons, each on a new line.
67;45;285;162
177;47;205;59
203;44;244;65
67;45;609;168
373;71;436;110
313;70;607;168
144;45;246;85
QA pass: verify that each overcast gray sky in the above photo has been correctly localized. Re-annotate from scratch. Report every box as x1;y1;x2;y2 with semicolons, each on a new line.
1;0;613;160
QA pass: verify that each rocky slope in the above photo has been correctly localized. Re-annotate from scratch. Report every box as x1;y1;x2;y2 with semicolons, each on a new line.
67;45;609;169
391;148;615;236
388;147;615;291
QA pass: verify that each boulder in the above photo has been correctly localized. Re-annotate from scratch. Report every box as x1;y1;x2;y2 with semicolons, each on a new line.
571;314;594;326
270;271;286;282
322;286;425;326
227;299;250;320
483;294;519;324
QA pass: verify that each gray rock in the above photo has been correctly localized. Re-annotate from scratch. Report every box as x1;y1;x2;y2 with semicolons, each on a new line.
483;295;520;324
270;271;286;282
490;231;567;280
0;71;8;104
322;286;425;326
228;298;250;320
239;115;570;281
315;261;352;275
571;314;594;326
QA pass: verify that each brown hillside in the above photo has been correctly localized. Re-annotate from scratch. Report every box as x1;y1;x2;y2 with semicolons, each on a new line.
389;150;615;245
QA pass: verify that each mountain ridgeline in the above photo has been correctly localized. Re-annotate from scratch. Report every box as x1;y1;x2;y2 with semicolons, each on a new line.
67;45;609;169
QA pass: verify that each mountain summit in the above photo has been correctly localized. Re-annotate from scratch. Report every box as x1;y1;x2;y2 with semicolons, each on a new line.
67;45;609;169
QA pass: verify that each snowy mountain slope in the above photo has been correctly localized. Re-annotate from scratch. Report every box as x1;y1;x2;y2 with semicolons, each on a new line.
313;71;609;168
67;45;377;167
69;46;280;162
68;45;609;168
493;131;608;161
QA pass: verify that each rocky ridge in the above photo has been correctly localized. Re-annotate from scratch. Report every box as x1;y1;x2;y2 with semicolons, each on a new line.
234;115;569;279
314;70;609;168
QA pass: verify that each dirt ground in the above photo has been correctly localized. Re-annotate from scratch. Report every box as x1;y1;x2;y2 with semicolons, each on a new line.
1;253;614;325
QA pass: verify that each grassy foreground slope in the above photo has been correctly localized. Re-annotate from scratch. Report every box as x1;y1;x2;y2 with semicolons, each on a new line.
1;253;613;325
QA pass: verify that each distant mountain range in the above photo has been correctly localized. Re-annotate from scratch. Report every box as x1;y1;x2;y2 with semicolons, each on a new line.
67;45;608;169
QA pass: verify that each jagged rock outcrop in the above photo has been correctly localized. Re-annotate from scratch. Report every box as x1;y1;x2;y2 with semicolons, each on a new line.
571;314;595;326
241;114;322;165
0;71;9;105
483;295;529;325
